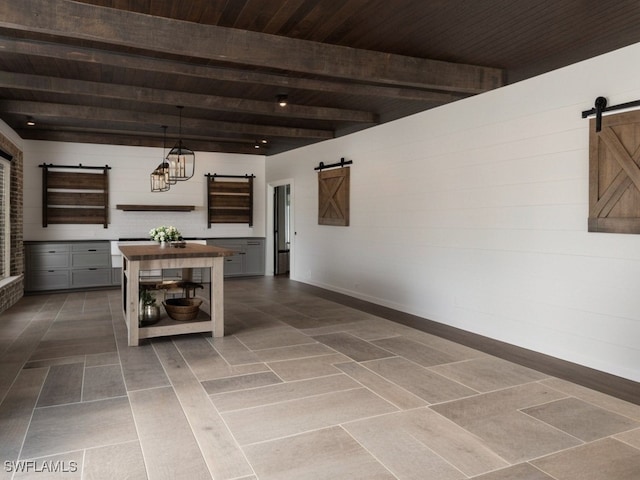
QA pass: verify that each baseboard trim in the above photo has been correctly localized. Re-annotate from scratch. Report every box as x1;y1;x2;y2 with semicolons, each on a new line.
296;280;640;406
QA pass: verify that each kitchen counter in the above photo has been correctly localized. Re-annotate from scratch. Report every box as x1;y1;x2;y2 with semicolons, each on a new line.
120;242;234;346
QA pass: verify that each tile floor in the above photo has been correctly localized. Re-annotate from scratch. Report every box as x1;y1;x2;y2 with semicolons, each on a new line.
0;277;639;479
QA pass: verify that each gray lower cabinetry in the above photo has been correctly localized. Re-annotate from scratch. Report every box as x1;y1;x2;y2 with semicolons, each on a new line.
25;241;115;292
207;238;265;277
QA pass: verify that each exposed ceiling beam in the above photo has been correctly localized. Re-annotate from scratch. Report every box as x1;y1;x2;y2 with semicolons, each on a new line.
0;101;335;140
0;0;504;94
17;128;263;154
0;37;466;103
0;72;377;124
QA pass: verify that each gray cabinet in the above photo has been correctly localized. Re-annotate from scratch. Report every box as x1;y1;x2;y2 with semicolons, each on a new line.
207;238;265;277
25;241;114;292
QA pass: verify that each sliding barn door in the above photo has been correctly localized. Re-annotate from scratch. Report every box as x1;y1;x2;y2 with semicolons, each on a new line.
589;110;640;233
318;167;350;226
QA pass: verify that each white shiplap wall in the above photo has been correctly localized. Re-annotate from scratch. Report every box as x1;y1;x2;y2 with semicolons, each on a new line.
23;142;266;240
266;43;640;382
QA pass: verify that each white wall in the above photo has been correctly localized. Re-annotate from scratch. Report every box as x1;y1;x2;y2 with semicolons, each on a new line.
23;141;266;240
266;43;640;382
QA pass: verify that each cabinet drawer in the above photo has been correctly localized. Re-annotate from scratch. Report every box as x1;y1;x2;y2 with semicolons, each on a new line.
223;255;243;276
27;270;70;291
28;251;70;270
71;251;111;268
27;243;71;254
71;268;112;288
71;242;110;252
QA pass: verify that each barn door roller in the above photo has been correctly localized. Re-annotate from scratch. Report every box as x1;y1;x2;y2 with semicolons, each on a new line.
582;96;640;132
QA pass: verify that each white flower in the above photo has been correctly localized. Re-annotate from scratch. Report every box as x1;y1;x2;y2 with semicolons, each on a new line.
149;225;181;242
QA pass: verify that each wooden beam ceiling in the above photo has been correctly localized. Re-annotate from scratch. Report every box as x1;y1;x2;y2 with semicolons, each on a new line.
0;0;504;94
11;1;638;155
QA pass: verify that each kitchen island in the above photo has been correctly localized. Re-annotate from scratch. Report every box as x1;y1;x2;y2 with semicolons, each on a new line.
119;242;234;346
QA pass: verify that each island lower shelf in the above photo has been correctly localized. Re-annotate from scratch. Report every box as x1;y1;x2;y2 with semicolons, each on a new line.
138;310;212;340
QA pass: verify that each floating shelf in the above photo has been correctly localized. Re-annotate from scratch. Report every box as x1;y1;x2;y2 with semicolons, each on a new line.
116;204;195;212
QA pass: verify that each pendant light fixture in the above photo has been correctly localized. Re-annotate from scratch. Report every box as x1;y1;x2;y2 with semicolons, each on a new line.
166;106;195;182
150;125;170;192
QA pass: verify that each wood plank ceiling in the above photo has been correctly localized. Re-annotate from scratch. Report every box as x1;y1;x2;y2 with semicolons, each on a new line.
0;0;639;155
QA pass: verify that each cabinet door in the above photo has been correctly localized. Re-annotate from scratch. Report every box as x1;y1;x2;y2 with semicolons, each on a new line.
244;240;265;275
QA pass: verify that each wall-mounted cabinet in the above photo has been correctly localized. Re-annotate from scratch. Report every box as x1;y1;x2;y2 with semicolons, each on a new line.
206;174;254;227
25;241;116;292
41;164;110;228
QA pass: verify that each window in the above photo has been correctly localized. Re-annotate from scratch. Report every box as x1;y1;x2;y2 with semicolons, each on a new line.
0;157;10;279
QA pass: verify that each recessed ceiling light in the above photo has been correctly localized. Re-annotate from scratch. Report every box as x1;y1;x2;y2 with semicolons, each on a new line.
276;94;288;107
26;116;35;126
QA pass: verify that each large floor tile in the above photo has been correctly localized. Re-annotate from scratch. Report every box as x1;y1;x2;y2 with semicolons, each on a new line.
542;377;640;421
243;426;396;480
235;325;315;350
532;438;640;480
129;386;211;480
266;353;351;381
253;342;335;362
522;397;640;441
83;441;147;480
82;364;127;402
116;339;170;392
335;361;427;410
312;332;395;362
0;368;48;468
432;383;581;463
222;387;397;445
201;371;282;394
345;407;508;478
36;362;84;407
363;356;478;403
21;396;138;460
210;373;359;412
208;336;262;365
372;335;464;367
430;356;549;392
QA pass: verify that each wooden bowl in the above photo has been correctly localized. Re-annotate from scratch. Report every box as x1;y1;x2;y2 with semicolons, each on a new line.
163;298;203;321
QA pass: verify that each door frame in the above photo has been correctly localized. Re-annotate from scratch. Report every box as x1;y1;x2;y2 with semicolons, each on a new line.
266;178;294;277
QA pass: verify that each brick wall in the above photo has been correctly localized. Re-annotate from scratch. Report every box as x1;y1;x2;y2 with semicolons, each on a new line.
0;131;24;314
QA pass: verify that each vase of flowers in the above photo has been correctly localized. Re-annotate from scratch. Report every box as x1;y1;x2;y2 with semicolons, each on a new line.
149;225;181;246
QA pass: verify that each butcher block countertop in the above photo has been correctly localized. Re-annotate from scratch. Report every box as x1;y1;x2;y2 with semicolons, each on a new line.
119;242;235;261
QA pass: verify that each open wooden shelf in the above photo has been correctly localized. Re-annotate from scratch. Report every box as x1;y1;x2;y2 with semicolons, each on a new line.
116;204;195;212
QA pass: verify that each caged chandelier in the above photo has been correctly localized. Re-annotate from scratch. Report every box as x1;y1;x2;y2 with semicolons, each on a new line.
150;125;171;192
166;105;195;183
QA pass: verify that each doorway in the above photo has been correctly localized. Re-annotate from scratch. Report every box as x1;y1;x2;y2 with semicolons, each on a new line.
273;184;291;276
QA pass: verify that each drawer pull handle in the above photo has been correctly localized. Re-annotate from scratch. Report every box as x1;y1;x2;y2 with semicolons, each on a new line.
48;251;56;253
89;268;97;270
88;249;97;252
